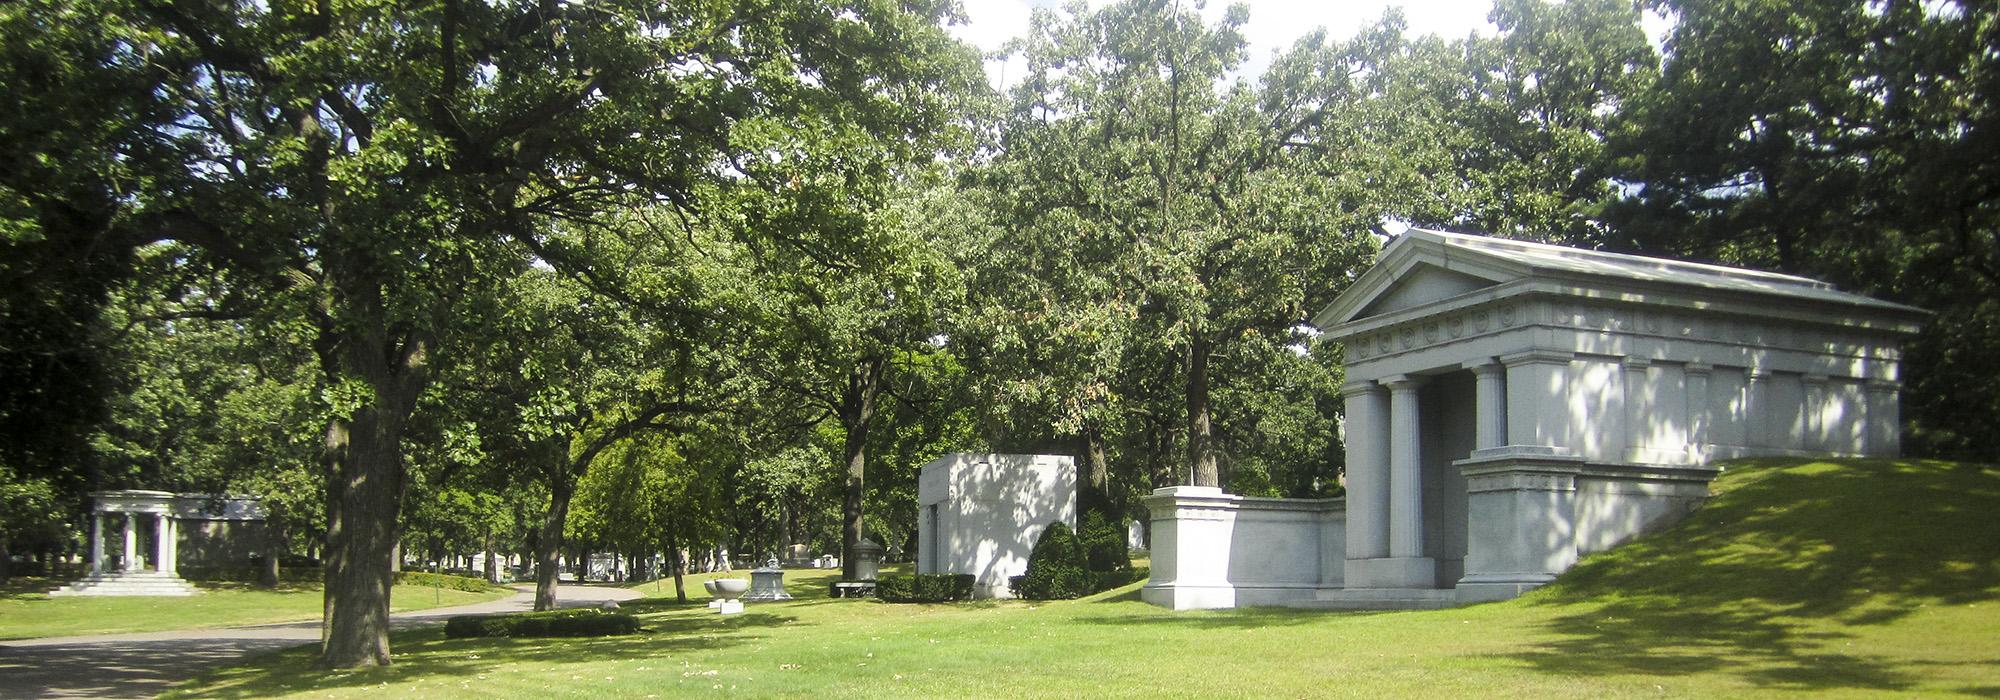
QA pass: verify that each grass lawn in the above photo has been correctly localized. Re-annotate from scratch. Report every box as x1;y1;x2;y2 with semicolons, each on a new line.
0;578;514;640
169;458;1999;698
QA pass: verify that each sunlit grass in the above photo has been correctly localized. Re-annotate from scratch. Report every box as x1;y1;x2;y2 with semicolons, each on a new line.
168;459;2000;698
0;579;513;640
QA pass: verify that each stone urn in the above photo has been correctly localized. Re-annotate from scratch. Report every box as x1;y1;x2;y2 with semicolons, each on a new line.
712;577;749;615
703;579;721;608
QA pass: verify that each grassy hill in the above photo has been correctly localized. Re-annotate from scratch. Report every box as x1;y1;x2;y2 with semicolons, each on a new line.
170;458;2000;698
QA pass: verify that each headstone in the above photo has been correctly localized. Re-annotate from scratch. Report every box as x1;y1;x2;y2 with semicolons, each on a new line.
852;538;884;581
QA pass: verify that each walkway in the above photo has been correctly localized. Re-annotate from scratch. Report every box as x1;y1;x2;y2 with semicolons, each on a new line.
0;584;643;699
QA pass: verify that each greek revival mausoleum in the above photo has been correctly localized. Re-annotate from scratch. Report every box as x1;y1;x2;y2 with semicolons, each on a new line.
1142;229;1926;610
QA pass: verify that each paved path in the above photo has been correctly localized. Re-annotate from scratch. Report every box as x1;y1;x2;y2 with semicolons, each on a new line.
0;584;642;699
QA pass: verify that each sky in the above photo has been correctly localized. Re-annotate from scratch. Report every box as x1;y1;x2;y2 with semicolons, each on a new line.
946;0;1672;89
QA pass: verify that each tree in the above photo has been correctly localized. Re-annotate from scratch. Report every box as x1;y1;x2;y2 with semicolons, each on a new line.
5;0;979;667
978;0;1387;494
1607;0;2000;459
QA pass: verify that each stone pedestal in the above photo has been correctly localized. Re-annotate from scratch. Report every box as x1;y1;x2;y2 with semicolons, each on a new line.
1453;456;1582;602
1343;556;1437;589
1140;486;1236;610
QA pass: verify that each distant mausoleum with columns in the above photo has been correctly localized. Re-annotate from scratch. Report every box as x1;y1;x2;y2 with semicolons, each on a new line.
50;490;269;596
1142;229;1926;610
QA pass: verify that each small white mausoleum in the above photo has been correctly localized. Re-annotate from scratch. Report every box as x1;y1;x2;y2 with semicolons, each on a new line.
1142;229;1926;610
916;453;1077;598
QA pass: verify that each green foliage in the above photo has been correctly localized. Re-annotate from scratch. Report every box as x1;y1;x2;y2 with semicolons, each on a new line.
391;572;502;594
1077;511;1131;574
1012;522;1093;600
875;573;976;603
443;610;640;639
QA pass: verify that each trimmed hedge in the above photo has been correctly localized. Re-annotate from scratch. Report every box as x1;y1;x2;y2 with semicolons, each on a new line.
395;571;501;592
444;610;640;638
1012;522;1093;600
876;573;975;603
1078;511;1131;573
178;565;322;584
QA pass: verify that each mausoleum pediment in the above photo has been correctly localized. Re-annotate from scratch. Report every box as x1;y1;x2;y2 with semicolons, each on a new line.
1354;263;1502;319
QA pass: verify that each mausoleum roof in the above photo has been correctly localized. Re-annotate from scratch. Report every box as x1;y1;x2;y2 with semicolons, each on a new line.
1314;228;1928;330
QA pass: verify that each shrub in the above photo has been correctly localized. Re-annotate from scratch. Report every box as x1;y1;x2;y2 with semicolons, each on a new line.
444;610;640;638
876;573;976;603
394;571;500;592
1013;521;1092;600
1078;511;1131;573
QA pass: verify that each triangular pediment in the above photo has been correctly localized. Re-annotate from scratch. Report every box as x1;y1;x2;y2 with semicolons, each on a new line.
1313;230;1525;329
1355;264;1499;319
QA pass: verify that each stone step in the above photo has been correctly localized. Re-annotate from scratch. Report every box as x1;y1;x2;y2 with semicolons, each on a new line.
48;572;202;597
1288;587;1459;610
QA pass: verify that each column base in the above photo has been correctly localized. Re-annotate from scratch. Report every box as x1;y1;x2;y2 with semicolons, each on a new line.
1454;572;1558;603
1344;557;1437;589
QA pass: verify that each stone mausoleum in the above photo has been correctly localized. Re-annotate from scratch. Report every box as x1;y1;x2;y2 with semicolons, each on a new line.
917;453;1076;598
1142;229;1926;610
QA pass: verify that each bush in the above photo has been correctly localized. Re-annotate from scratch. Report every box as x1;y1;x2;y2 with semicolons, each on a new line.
876;573;975;603
1078;511;1131;573
443;609;640;638
394;571;500;592
1012;521;1093;600
179;565;322;584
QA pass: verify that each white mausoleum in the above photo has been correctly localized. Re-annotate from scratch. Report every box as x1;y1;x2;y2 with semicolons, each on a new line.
1142;230;1926;610
916;453;1076;598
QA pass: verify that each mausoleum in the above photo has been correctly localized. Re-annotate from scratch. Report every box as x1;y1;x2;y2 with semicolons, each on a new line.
916;453;1076;598
1143;229;1926;610
51;490;269;596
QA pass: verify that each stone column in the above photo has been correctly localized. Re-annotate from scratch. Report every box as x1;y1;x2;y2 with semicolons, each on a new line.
154;513;171;574
1340;380;1390;561
1467;359;1506;452
122;514;138;572
1685;363;1713;462
1745;368;1770;453
1865;379;1902;457
1384;374;1425;560
1500;350;1574;454
90;512;105;574
1622;357;1653;461
1802;374;1829;452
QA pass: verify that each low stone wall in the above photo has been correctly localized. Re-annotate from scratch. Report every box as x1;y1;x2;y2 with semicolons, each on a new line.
1140;487;1345;610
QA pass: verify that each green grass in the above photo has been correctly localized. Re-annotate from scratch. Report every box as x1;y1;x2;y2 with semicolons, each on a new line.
0;578;514;640
168;458;2000;698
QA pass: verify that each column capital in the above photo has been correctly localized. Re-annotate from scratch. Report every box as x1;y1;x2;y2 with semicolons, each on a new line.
1340;379;1386;397
1499;349;1573;367
1622;356;1653;369
1463;357;1505;375
1380;374;1426;391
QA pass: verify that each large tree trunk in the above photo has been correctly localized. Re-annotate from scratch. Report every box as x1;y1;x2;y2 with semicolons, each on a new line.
1078;422;1112;518
838;355;885;581
259;516;284;588
1186;333;1218;487
666;529;686;603
534;474;573;611
318;391;415;669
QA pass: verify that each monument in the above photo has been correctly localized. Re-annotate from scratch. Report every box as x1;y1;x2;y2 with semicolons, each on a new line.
1143;229;1925;610
915;453;1077;598
51;490;268;596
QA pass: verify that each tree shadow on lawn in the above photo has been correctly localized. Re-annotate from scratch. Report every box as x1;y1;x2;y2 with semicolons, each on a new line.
1502;459;2000;693
177;611;798;698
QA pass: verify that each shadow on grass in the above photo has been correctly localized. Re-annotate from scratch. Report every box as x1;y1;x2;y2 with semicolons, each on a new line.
1505;458;2000;692
173;611;800;698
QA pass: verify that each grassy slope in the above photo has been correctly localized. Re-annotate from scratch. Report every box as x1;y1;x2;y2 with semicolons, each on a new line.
168;459;1999;698
0;580;513;640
